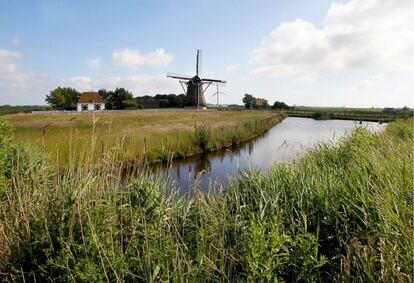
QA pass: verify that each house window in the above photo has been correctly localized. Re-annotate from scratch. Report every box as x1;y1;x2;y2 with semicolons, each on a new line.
94;104;101;110
81;104;88;111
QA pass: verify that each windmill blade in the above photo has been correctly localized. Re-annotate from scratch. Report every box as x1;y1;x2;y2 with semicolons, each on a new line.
167;73;192;80
196;50;199;76
202;78;227;83
196;49;203;76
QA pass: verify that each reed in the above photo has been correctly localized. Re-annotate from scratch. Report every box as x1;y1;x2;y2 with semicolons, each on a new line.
0;118;412;281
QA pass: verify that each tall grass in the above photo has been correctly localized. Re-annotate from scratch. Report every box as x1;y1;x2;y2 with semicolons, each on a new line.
0;118;412;281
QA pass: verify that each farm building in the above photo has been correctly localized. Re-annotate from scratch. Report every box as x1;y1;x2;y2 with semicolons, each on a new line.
255;98;268;108
77;92;105;112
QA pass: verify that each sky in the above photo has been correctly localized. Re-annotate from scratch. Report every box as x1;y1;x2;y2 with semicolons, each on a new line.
0;0;413;107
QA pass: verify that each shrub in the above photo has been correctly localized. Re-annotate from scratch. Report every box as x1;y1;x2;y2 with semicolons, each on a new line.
312;111;333;120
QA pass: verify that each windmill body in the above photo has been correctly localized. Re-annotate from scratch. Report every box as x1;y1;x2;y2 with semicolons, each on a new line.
167;50;226;109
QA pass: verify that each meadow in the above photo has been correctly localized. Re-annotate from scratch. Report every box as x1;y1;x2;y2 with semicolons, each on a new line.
5;110;283;167
0;116;412;281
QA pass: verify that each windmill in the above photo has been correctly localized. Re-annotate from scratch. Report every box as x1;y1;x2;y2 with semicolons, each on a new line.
211;83;226;108
167;49;227;109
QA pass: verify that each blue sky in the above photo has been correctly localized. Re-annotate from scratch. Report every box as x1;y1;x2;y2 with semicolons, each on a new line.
1;0;413;107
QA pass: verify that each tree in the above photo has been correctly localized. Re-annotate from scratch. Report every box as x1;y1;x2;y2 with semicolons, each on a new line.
45;87;80;110
113;88;134;109
122;99;138;109
272;101;289;109
242;94;256;109
99;88;134;109
98;89;114;109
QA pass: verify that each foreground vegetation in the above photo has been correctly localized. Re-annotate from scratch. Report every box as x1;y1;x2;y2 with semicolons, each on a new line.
5;110;282;167
0;116;412;281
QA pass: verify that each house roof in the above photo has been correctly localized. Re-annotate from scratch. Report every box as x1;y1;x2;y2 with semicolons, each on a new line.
255;98;267;106
77;92;104;104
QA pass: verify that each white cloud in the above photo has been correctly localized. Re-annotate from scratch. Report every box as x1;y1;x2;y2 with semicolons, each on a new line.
226;64;240;72
251;0;414;77
293;72;319;85
0;49;31;87
0;48;180;104
11;36;21;46
0;49;51;105
64;74;180;95
86;58;101;69
112;48;173;69
358;72;385;89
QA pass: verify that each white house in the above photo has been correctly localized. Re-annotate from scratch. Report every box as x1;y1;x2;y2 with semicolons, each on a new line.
77;92;105;112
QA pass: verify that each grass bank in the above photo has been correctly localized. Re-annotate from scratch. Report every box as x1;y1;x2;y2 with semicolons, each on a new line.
284;107;412;122
5;110;283;167
0;118;412;281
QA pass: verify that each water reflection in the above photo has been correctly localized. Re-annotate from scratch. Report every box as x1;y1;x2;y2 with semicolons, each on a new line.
150;117;385;194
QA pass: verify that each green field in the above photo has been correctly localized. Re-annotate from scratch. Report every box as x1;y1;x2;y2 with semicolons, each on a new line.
0;116;412;281
5;110;283;167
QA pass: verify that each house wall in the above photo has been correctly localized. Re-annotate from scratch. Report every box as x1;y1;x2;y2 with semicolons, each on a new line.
77;103;105;112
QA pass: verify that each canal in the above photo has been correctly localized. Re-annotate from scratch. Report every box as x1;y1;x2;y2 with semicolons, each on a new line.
150;117;385;193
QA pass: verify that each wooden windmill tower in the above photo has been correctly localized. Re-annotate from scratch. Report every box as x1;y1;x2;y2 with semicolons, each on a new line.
167;50;227;109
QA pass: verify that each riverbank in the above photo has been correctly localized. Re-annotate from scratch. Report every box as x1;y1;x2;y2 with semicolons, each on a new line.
283;107;412;122
4;110;284;168
0;117;412;281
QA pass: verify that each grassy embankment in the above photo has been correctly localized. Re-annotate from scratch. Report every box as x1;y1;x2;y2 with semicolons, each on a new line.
5;110;283;167
283;107;412;122
0;116;412;281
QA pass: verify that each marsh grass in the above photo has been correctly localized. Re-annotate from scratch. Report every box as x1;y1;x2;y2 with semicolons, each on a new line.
0;118;412;281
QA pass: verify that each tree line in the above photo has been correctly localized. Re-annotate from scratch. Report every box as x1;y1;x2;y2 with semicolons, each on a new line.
139;94;187;108
46;87;137;110
45;87;291;111
242;94;290;109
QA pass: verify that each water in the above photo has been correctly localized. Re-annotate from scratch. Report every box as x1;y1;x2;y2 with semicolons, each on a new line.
150;117;385;193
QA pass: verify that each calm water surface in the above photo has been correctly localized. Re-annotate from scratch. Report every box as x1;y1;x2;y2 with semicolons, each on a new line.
150;117;385;193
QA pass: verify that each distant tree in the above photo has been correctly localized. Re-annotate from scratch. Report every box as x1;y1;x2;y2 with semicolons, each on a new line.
152;93;186;108
167;93;186;108
45;87;80;110
98;89;114;109
99;88;133;109
272;101;289;109
122;99;138;109
402;106;410;111
242;94;256;109
45;90;65;109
